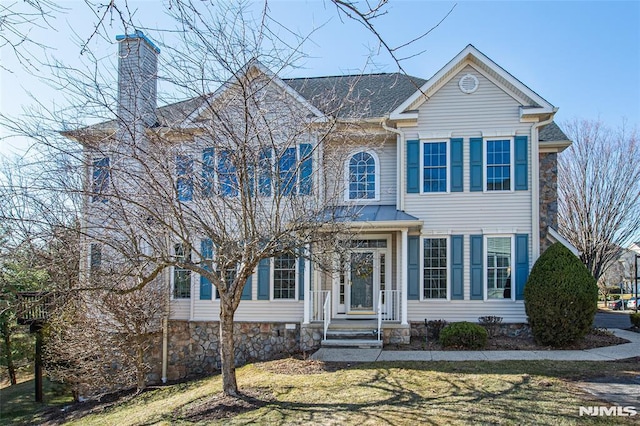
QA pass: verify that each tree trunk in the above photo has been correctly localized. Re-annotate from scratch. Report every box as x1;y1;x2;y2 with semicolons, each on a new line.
3;327;17;385
136;345;146;392
219;301;238;396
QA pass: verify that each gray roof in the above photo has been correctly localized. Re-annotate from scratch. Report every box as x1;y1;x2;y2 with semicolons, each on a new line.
330;205;420;223
283;73;427;119
539;121;570;142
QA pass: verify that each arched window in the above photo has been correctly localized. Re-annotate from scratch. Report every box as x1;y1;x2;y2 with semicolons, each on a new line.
347;151;378;200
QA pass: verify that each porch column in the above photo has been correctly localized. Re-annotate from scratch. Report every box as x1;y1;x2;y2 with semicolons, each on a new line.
303;244;311;324
401;229;408;325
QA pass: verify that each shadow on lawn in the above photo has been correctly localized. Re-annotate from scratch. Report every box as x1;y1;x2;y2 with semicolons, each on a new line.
170;366;608;425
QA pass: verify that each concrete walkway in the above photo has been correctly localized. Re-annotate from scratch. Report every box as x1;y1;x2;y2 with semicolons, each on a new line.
310;329;640;362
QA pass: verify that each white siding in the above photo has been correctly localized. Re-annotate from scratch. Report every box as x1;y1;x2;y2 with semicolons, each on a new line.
191;300;304;322
407;301;527;323
413;65;528;133
401;65;535;323
378;140;397;205
323;136;397;205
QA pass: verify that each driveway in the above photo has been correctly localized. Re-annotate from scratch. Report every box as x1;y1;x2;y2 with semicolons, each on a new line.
593;310;633;329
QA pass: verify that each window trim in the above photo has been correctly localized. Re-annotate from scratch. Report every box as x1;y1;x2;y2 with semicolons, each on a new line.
420;235;450;301
484;138;514;192
270;253;299;301
344;149;380;202
484;234;515;301
420;140;450;194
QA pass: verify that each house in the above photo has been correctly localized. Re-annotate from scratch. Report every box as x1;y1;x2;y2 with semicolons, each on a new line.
74;31;571;380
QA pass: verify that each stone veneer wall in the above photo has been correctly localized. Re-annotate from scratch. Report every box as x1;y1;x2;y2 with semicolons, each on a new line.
162;321;301;381
539;152;558;253
410;321;531;338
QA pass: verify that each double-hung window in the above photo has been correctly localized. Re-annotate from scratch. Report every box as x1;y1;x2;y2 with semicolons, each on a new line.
173;243;191;299
347;151;377;200
423;238;447;299
92;157;110;202
218;150;238;197
423;142;447;193
486;140;512;191
273;252;296;299
486;236;512;299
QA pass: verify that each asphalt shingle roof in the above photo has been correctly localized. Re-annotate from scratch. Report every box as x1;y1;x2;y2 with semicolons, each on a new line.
283;73;427;119
539;121;570;142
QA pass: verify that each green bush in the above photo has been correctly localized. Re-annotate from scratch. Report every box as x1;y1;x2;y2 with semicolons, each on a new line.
439;321;487;349
524;243;598;347
631;313;640;328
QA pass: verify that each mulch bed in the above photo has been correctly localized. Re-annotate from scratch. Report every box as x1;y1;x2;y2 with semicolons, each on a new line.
173;388;275;422
385;329;630;351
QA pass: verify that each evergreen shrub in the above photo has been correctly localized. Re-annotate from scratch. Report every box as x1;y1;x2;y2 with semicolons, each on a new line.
524;243;598;347
439;321;487;349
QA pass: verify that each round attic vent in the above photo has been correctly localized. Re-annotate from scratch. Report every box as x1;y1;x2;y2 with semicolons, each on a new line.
459;73;479;94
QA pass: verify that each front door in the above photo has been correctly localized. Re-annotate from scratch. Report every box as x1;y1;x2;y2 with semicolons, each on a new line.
349;251;374;312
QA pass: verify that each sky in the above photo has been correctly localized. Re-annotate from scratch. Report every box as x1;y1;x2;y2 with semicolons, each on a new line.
1;0;639;156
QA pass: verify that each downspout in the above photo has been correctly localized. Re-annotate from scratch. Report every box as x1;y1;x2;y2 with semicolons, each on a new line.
381;118;405;211
530;110;557;261
161;235;171;384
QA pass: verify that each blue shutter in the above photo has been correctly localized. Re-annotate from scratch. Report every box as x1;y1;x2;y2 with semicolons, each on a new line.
257;258;270;300
406;140;420;193
470;137;483;192
298;255;305;300
450;138;463;192
202;148;215;197
515;234;529;300
176;155;193;201
241;275;252;300
199;239;213;300
299;143;313;195
259;148;272;196
514;136;528;191
407;236;420;300
451;235;464;300
470;235;484;300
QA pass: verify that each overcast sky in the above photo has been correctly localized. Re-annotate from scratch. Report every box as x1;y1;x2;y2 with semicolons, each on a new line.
1;1;639;156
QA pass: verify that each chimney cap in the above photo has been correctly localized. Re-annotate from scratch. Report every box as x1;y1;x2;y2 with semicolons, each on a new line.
115;30;160;54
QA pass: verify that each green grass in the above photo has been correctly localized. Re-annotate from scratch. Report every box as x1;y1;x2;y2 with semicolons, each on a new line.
0;377;73;425
2;359;639;425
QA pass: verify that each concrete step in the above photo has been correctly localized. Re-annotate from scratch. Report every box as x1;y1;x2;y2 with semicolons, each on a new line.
321;339;383;349
326;329;378;340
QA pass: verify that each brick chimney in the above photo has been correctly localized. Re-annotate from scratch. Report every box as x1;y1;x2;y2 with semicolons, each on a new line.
115;30;160;130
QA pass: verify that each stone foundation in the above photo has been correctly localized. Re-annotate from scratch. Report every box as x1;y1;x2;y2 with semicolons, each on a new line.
410;321;531;339
163;321;301;381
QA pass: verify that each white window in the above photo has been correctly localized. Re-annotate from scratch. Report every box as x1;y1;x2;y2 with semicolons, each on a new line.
423;237;448;299
173;243;191;299
422;141;448;193
273;252;296;299
345;150;379;201
485;139;513;191
485;236;513;300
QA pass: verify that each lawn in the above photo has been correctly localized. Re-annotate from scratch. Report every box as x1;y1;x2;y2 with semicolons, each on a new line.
2;358;638;425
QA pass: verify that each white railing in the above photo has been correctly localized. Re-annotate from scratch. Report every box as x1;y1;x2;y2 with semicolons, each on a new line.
309;290;330;322
377;290;401;340
323;291;331;341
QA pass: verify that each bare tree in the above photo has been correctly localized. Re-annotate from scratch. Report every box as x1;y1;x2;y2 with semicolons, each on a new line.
558;119;640;284
1;1;443;398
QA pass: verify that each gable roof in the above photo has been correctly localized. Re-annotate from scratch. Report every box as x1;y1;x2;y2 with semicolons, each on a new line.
390;44;556;120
